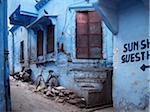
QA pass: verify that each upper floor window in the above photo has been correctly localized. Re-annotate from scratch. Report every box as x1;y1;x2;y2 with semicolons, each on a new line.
37;30;43;56
20;41;24;62
47;24;54;53
76;11;103;59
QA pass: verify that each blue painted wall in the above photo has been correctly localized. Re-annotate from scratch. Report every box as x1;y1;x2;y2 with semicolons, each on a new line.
10;27;29;73
9;0;113;98
113;2;149;112
0;1;6;111
95;0;149;111
0;0;11;111
8;0;150;111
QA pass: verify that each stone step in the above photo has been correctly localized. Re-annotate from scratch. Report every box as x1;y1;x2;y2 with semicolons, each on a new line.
69;67;112;72
80;86;99;92
74;77;106;83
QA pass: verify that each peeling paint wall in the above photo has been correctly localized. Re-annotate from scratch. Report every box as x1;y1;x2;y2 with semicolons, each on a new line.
8;0;150;111
8;0;113;102
27;0;113;92
0;1;6;111
8;33;14;74
10;27;29;73
113;2;149;112
0;0;11;111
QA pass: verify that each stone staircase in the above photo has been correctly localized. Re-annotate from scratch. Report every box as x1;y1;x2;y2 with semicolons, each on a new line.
69;67;113;108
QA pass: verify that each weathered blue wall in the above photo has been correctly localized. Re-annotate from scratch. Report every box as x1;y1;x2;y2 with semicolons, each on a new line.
8;33;14;74
8;0;150;111
0;1;6;111
9;0;113;98
113;2;149;112
9;27;29;73
0;0;11;111
28;0;113;94
95;0;150;111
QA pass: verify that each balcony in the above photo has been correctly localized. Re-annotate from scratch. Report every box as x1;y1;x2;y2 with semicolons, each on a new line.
9;5;38;26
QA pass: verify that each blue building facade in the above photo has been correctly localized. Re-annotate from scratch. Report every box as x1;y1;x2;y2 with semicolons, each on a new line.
8;0;150;111
9;0;114;108
95;0;149;112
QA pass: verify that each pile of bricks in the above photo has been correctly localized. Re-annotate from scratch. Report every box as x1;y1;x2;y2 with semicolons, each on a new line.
40;86;86;108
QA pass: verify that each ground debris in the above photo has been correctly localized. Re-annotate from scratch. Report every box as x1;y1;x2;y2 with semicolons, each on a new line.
11;67;32;82
56;97;65;103
10;70;86;109
10;78;85;112
51;88;60;95
45;86;86;107
42;84;86;107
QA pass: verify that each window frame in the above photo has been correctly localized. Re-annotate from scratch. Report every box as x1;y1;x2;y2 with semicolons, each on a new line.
37;29;44;56
47;24;55;54
20;40;24;63
76;10;103;59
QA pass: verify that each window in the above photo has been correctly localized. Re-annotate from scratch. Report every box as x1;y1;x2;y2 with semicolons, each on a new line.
37;30;44;56
76;11;103;59
47;24;54;53
21;27;22;32
20;41;24;62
